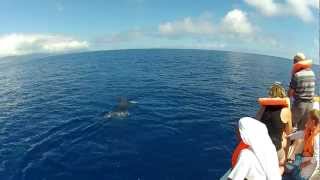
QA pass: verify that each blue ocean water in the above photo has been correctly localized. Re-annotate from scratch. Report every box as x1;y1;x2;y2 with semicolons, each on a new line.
0;49;318;180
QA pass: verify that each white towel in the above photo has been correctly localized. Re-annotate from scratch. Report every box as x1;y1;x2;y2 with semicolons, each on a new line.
239;117;282;180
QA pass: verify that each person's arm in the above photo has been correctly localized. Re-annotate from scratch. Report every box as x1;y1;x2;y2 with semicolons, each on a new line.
301;134;320;168
288;88;295;97
288;75;297;97
256;106;265;121
311;134;319;166
281;108;292;135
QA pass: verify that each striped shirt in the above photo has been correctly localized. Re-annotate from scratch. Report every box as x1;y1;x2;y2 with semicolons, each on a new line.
290;68;315;101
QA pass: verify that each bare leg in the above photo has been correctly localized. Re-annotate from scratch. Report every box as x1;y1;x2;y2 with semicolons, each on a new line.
310;168;320;180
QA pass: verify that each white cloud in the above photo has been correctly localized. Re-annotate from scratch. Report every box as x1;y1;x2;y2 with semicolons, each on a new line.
309;0;320;8
221;9;254;35
93;9;280;59
244;0;319;22
159;9;254;37
95;30;145;44
89;9;284;62
287;0;319;22
244;0;280;16
158;17;215;36
154;9;283;57
0;34;89;57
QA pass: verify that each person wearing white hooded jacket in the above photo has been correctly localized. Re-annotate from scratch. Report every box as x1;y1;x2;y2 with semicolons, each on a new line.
228;117;282;180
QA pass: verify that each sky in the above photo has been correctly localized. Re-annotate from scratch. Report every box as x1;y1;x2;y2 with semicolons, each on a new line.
0;0;319;63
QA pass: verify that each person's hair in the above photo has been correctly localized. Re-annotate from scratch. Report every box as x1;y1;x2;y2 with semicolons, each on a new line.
268;82;287;98
293;53;305;64
310;109;320;125
293;57;301;64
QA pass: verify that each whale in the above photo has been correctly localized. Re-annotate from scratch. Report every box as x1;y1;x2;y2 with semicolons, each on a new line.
104;97;137;119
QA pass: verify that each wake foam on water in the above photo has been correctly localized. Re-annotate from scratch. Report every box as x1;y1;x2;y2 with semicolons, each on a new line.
104;111;130;119
129;101;138;104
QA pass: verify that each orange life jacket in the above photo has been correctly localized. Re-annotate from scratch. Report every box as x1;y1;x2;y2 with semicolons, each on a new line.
292;60;312;74
258;97;289;107
231;140;249;168
303;126;319;157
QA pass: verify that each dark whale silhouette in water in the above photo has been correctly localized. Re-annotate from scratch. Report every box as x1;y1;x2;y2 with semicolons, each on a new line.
104;97;138;119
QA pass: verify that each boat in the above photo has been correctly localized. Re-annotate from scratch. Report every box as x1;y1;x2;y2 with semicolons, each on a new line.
220;96;320;179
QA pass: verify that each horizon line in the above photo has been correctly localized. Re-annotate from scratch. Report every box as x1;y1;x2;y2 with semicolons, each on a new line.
1;48;319;65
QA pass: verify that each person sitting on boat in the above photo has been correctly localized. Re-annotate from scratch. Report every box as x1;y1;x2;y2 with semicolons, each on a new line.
228;117;281;180
288;53;315;131
286;109;320;180
256;82;293;173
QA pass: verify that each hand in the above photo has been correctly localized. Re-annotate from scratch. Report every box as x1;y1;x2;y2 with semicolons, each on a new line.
300;161;310;169
285;134;290;138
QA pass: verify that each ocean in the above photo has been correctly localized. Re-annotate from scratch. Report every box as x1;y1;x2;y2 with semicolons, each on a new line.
0;49;318;180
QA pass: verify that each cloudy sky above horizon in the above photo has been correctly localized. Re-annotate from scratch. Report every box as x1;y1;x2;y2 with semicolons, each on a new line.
0;0;319;63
